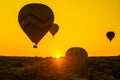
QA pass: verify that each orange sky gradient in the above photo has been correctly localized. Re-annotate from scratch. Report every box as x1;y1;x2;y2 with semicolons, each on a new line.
0;0;120;57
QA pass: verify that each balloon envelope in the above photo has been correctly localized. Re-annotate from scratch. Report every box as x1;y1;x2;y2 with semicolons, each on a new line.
106;31;115;41
49;24;59;36
18;3;54;45
65;47;88;57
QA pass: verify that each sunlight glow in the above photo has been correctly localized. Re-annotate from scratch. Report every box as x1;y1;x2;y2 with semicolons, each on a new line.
56;56;61;59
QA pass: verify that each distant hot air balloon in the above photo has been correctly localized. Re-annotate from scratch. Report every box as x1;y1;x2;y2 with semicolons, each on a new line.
49;24;59;36
106;31;115;41
18;3;56;48
66;47;88;58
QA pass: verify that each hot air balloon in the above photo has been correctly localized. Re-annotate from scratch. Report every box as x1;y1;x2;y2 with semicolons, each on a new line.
66;47;88;58
65;47;88;78
49;24;59;36
18;3;55;48
106;31;115;41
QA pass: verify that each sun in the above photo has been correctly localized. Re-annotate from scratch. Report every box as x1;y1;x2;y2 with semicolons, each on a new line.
56;56;61;59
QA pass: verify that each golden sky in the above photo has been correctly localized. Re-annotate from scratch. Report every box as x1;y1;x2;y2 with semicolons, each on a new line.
0;0;120;57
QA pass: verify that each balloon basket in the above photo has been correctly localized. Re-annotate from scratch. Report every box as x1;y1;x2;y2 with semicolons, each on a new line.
33;45;37;48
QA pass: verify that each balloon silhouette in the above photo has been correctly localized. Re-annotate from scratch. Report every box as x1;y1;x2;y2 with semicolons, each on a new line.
49;24;59;36
106;31;115;41
66;47;88;57
18;3;55;48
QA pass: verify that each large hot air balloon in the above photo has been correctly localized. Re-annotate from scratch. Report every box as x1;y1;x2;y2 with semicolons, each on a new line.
18;3;58;48
106;31;115;41
49;24;59;36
